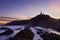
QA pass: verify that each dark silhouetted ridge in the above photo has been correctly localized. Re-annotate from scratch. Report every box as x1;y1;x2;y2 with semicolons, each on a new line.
6;12;60;32
31;12;53;20
6;20;30;25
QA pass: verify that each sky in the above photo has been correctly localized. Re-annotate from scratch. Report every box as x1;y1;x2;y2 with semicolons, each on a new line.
0;0;60;20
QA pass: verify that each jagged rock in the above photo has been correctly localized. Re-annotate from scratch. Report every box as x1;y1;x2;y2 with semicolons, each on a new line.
11;29;34;40
41;32;60;40
0;27;13;36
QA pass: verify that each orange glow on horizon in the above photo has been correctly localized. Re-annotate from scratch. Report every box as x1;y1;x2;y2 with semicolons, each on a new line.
51;16;60;19
0;21;10;24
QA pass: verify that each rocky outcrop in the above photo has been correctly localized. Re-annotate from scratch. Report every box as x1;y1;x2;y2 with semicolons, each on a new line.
0;27;13;36
41;32;60;40
11;29;34;40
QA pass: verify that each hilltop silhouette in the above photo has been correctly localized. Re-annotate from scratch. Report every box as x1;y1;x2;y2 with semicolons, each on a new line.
6;12;60;32
6;20;30;25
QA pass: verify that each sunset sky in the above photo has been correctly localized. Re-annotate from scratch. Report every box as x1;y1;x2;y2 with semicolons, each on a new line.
0;0;60;20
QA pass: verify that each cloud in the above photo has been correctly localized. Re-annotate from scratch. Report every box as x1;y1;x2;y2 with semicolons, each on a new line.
0;16;30;25
0;17;18;19
0;16;20;21
0;16;30;21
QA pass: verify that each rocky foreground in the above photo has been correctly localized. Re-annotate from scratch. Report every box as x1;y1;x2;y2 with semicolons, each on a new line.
0;26;60;40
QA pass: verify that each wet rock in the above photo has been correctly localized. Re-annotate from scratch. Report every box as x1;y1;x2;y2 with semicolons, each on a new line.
36;28;44;35
41;32;60;40
11;29;34;40
0;27;13;36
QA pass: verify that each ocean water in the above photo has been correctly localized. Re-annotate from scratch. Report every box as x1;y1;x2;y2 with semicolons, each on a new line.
0;26;60;40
